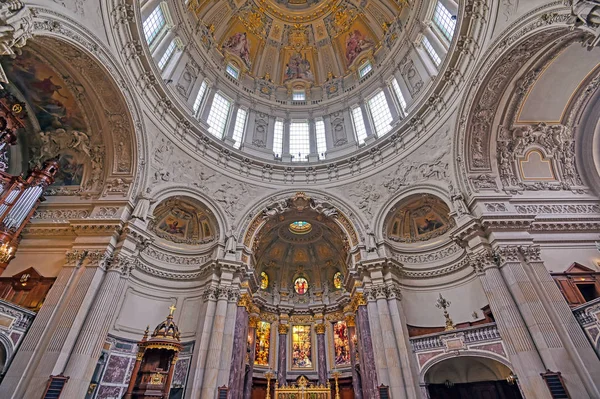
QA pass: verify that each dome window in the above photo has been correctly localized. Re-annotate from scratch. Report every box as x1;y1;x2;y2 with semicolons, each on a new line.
433;1;457;41
292;89;306;101
289;120;310;162
207;92;232;139
358;60;373;78
226;63;240;80
422;36;442;66
367;90;393;137
142;4;166;45
289;221;312;234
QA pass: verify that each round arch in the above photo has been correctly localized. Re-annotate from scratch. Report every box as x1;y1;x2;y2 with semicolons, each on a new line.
25;9;148;199
146;185;230;242
419;351;515;385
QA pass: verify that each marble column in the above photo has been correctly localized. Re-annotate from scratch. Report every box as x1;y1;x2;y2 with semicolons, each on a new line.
345;314;363;399
470;251;550;399
0;252;84;399
277;324;288;386
355;295;378;399
123;350;143;398
316;323;327;385
60;256;130;398
366;295;389;386
519;245;600;396
201;287;230;398
243;316;259;399
187;286;218;398
375;289;403;394
227;302;249;397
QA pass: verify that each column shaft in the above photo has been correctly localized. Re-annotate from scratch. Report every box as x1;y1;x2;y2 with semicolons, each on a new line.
375;296;404;395
277;326;287;385
243;324;257;399
359;102;375;138
228;305;249;397
356;305;378;399
217;300;238;387
316;328;327;385
476;258;550;398
347;323;363;399
201;293;229;397
187;289;217;398
61;268;127;398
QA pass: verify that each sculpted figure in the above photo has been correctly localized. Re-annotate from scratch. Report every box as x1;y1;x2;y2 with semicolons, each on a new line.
225;226;237;253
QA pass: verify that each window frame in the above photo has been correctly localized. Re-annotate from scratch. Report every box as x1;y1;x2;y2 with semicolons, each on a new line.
366;90;394;137
289;119;311;163
206;91;233;139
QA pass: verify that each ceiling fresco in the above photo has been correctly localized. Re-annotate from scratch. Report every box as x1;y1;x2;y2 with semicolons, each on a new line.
386;194;455;243
188;0;404;85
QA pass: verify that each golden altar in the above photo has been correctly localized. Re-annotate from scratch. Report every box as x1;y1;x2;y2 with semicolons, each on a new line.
274;376;331;399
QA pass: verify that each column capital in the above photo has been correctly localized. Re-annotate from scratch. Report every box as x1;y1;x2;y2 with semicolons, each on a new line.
315;323;326;335
349;292;367;312
249;315;261;328
278;323;289;335
345;314;356;327
467;249;497;275
518;244;542;262
493;245;520;264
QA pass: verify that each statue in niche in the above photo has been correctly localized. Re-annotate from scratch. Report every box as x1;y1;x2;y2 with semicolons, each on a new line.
365;225;377;253
131;189;154;221
225;226;237;253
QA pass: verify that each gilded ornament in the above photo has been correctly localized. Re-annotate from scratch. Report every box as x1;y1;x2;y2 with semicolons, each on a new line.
278;323;289;334
315;323;326;334
249;316;261;328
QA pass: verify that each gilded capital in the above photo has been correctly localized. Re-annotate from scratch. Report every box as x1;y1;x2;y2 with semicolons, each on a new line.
237;293;253;311
249;316;261;328
278;323;289;335
349;292;367;312
315;323;326;334
345;314;356;327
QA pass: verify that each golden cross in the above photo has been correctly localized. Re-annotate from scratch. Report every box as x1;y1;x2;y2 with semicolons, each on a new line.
169;304;176;316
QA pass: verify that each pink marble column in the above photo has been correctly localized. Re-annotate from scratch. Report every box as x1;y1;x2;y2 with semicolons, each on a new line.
316;324;327;385
357;301;378;399
277;324;288;386
346;316;363;399
227;304;248;397
243;316;258;399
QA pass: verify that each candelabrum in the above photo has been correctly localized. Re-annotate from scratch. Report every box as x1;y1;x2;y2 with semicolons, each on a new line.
331;371;341;399
265;370;275;399
435;293;455;331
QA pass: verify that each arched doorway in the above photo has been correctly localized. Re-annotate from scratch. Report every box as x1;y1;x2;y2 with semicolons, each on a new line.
425;356;522;399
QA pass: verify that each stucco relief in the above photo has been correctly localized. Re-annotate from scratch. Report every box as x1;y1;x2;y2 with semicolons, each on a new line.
342;126;451;220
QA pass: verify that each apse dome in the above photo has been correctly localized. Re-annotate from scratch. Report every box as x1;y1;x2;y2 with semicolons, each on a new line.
139;0;459;163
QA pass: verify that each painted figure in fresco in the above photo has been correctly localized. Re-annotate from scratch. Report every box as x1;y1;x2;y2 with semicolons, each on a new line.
345;29;374;65
417;217;444;235
222;32;251;68
166;220;185;235
283;52;314;82
294;277;308;295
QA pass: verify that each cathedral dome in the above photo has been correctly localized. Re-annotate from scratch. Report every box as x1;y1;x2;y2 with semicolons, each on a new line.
140;0;460;166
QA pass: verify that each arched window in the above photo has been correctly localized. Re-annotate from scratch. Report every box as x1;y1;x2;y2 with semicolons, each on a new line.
143;4;166;45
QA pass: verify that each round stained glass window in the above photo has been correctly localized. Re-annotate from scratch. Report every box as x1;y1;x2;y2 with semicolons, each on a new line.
294;277;309;295
289;221;312;234
260;272;269;290
333;272;343;289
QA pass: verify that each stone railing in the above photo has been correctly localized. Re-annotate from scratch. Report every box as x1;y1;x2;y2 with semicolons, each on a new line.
572;297;600;356
410;323;500;352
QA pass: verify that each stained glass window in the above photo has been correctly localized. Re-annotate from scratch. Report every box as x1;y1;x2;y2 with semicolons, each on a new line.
292;325;313;369
294;277;309;295
333;321;351;366
333;272;343;290
260;272;268;290
254;322;271;366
